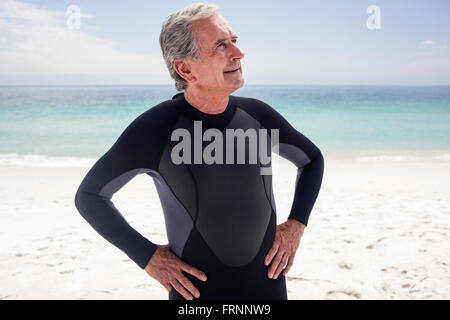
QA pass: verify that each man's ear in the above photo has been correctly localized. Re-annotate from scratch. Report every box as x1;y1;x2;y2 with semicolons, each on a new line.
173;60;196;83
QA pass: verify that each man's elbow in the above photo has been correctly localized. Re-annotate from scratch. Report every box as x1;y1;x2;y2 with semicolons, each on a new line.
307;149;324;171
74;188;82;214
74;186;88;217
315;150;324;170
304;150;324;182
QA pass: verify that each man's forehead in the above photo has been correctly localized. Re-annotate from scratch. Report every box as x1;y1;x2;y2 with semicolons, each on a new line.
191;15;235;45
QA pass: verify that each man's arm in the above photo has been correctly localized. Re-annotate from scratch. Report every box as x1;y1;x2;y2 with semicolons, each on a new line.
275;132;324;227
265;102;324;278
73;104;208;299
74;111;161;269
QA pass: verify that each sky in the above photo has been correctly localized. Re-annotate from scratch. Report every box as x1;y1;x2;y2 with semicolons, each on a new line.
0;0;449;85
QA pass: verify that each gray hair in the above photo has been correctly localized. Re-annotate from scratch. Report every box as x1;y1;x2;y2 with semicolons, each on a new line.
159;3;220;91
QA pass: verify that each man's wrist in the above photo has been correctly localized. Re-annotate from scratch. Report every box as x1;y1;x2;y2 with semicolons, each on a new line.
287;218;306;233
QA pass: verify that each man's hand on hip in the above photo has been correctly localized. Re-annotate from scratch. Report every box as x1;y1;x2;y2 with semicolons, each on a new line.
264;219;305;279
144;244;207;300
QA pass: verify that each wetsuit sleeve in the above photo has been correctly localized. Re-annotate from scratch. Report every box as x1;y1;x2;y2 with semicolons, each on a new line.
74;109;170;269
239;98;324;226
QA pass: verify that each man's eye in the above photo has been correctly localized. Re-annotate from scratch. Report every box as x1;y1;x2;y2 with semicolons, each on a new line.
218;39;237;49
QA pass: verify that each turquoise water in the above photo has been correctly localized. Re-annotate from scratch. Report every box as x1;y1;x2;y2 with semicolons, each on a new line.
1;85;449;161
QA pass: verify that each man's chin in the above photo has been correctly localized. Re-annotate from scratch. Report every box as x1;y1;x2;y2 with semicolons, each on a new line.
237;78;245;88
227;79;244;93
231;76;244;87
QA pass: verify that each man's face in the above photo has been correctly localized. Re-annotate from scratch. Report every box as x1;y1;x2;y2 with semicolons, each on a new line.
187;14;245;94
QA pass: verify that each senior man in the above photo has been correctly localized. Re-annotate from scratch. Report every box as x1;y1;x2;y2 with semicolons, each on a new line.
74;3;324;300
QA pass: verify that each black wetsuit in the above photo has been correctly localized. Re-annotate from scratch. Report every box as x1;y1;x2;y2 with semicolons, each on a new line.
74;92;324;300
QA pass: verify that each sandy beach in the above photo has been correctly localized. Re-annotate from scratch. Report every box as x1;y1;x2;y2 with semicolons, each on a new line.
1;155;449;300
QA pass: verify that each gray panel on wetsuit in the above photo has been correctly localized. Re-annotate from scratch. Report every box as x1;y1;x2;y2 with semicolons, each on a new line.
276;143;312;200
276;142;312;168
146;169;194;258
98;168;152;220
98;168;151;199
192;108;272;267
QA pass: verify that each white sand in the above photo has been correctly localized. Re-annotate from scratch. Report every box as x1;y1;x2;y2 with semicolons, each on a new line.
0;155;449;300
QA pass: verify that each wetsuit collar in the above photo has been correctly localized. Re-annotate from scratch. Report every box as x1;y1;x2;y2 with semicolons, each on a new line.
172;91;237;129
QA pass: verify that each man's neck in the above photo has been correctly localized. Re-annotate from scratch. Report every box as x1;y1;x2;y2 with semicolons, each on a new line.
184;89;230;114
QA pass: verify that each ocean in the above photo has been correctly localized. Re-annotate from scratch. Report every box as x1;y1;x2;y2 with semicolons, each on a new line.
1;84;449;166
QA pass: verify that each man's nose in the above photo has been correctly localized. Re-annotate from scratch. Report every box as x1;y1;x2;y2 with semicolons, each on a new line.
230;43;245;60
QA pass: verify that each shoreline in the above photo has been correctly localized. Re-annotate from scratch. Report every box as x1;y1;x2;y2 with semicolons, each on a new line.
1;151;450;168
